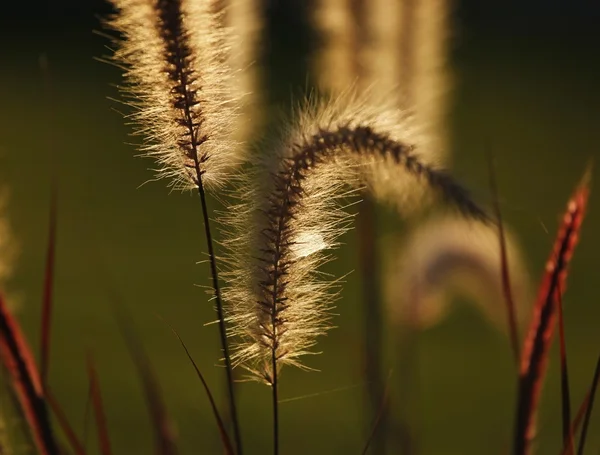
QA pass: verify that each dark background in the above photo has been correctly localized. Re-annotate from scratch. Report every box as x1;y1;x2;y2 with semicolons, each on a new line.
1;1;600;454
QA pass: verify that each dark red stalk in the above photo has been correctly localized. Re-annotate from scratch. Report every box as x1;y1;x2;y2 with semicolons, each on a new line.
0;294;58;455
513;177;589;455
556;290;574;454
115;307;178;455
86;355;113;455
46;388;87;455
83;381;93;450
489;157;520;364
577;351;600;455
560;385;594;455
361;372;392;455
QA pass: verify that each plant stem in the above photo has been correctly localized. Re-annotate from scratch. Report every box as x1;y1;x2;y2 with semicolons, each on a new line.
172;35;242;450
196;181;243;455
357;196;387;455
577;353;600;455
271;350;279;455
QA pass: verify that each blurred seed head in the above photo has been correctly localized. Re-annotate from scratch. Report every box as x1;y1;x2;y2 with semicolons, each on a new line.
384;215;531;331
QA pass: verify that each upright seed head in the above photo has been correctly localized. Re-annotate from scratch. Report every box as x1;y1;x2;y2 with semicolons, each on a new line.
107;0;242;190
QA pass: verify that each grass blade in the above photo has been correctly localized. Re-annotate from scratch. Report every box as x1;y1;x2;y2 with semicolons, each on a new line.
115;307;178;455
166;323;234;455
46;388;87;455
40;187;56;386
513;175;589;455
556;290;574;454
82;380;92;451
560;382;596;455
86;355;113;455
489;156;520;364
361;371;392;455
357;195;387;455
0;294;59;455
577;352;600;455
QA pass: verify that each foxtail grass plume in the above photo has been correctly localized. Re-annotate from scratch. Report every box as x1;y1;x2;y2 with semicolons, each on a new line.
411;0;452;154
314;0;451;149
0;193;16;290
369;0;451;154
312;0;358;93
312;0;452;214
0;191;19;314
383;216;531;330
226;0;263;142
223;92;487;383
107;0;242;190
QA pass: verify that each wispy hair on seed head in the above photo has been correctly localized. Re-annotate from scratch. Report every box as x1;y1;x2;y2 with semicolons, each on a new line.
107;0;242;190
222;90;487;383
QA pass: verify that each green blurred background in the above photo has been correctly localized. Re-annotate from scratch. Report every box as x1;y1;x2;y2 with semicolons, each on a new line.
1;1;600;453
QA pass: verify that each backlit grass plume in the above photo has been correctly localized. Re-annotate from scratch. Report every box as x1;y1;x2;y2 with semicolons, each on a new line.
107;2;245;451
314;0;451;154
227;0;263;142
107;0;242;190
223;92;487;384
383;216;530;330
312;0;358;93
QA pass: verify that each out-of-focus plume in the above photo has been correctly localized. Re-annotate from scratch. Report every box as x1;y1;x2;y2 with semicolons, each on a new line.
312;0;453;219
312;0;359;93
222;92;486;384
226;0;263;142
313;0;452;155
384;216;531;330
0;194;15;291
368;0;451;155
0;192;19;313
411;0;451;154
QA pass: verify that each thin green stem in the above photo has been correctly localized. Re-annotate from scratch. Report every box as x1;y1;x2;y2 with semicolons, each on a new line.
169;30;242;450
176;62;242;455
196;180;243;455
271;351;279;455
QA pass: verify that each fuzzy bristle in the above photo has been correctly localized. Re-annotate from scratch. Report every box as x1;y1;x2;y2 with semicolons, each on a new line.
107;0;241;190
222;93;486;382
